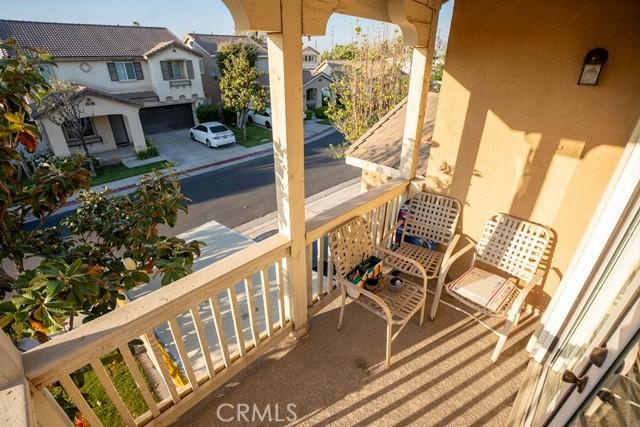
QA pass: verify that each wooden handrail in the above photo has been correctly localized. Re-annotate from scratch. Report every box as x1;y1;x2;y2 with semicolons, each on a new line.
23;233;290;387
305;179;409;243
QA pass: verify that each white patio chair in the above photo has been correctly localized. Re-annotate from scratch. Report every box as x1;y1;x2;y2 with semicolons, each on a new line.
329;216;429;369
381;192;463;319
434;213;552;362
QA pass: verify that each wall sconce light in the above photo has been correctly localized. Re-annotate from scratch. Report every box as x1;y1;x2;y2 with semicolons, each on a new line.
578;48;608;85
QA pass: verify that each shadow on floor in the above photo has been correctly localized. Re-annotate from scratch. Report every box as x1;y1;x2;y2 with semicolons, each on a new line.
173;291;537;426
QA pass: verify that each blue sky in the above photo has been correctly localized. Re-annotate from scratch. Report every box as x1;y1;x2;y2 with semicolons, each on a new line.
3;0;454;52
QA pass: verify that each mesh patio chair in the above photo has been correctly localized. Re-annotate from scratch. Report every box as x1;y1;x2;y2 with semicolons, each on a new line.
329;216;429;368
381;192;464;319
435;213;552;362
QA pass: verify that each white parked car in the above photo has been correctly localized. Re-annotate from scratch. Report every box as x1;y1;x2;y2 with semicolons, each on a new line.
247;108;273;128
189;122;236;148
247;107;305;128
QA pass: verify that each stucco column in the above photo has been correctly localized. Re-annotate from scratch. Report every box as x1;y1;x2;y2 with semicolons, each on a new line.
266;0;309;334
124;112;147;152
41;119;71;157
398;6;440;180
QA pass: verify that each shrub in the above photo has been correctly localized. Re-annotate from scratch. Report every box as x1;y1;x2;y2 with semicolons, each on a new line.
221;107;236;125
305;110;313;120
137;143;159;160
315;106;328;119
196;103;218;123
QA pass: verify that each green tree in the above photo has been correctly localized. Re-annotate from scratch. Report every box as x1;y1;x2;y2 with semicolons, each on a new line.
320;42;356;61
217;41;266;141
216;40;259;78
0;39;203;343
326;36;410;156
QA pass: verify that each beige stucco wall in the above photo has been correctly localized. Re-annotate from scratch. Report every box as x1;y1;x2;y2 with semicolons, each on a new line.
425;0;640;302
52;60;153;94
147;48;205;103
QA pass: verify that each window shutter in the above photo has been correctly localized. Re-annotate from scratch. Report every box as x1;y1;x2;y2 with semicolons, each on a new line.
133;62;144;80
186;60;194;79
107;63;119;81
160;61;170;80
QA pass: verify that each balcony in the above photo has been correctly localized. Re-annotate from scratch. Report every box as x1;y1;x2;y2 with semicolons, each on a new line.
169;79;192;89
17;180;534;426
4;1;639;426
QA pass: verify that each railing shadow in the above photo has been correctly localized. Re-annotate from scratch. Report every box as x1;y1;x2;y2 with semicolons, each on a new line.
177;290;539;426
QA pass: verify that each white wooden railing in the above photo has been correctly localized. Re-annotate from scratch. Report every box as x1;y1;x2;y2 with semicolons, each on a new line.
14;179;410;426
305;179;409;316
22;234;291;426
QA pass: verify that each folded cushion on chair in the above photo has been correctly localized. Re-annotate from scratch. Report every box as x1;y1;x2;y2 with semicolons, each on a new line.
448;268;518;314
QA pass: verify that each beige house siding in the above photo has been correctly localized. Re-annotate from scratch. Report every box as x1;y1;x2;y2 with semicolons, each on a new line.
426;0;640;300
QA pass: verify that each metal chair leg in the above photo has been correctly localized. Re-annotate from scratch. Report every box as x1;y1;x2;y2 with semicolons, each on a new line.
491;317;515;363
337;287;347;331
385;322;392;369
430;275;445;320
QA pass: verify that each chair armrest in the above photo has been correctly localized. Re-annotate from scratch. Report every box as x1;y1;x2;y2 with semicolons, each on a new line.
376;245;429;286
442;234;461;267
441;236;475;277
337;277;393;320
380;220;403;247
506;271;544;319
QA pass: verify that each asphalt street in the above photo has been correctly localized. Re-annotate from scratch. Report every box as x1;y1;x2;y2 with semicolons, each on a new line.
28;130;360;235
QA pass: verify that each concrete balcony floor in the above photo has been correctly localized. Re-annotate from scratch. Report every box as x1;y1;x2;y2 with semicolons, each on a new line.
174;291;537;426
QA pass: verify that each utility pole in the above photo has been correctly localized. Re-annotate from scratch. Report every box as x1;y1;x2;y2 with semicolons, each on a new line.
331;25;334;49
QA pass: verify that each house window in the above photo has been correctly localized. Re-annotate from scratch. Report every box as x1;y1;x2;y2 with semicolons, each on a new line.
304;55;316;63
161;60;185;80
107;62;143;81
199;58;205;74
38;64;55;82
115;62;138;81
61;118;96;141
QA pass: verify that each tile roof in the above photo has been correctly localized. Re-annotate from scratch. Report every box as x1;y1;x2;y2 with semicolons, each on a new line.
345;92;439;175
302;69;334;86
302;45;320;55
188;33;268;56
33;85;143;118
145;40;201;58
0;19;180;59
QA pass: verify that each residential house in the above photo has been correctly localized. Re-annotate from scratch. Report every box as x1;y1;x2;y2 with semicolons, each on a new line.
302;45;320;69
314;58;349;76
4;1;640;426
185;34;332;112
0;20;205;157
302;68;334;110
182;33;268;102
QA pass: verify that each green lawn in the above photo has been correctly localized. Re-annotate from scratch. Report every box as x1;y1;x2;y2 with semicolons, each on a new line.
92;161;169;186
231;123;272;148
50;350;157;426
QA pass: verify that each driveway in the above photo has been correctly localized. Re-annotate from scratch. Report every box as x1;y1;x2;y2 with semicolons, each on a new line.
151;128;249;168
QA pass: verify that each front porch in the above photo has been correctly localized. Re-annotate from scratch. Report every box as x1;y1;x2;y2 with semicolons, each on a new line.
38;87;148;157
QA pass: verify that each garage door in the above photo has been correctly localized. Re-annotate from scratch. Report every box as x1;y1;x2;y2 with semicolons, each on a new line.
139;103;194;134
